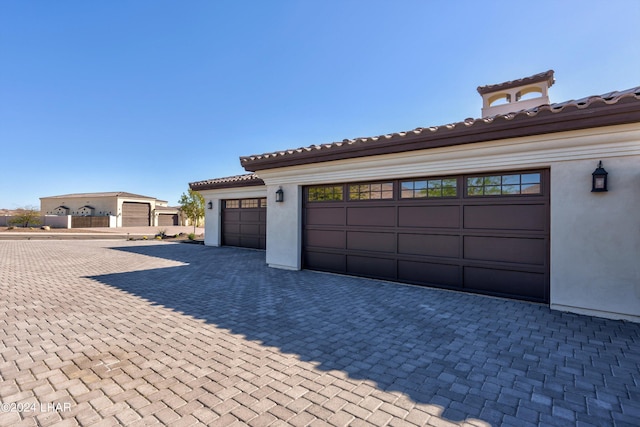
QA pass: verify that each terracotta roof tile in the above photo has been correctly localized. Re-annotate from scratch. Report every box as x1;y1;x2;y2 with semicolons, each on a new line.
189;173;265;191
477;70;555;95
240;86;640;171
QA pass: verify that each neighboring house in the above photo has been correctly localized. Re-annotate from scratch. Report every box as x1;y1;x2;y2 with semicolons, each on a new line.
190;71;640;322
40;192;182;228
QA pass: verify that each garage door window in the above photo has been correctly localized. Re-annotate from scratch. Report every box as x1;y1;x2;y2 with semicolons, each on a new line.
348;182;393;200
225;200;240;208
401;178;457;198
467;172;541;196
308;185;343;202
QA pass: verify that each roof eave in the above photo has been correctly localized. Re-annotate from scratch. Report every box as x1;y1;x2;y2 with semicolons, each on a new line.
189;178;265;191
241;99;640;172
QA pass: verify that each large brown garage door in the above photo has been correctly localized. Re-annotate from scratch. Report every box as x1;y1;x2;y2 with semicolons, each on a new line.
158;214;179;226
303;170;549;302
122;202;150;227
222;198;266;249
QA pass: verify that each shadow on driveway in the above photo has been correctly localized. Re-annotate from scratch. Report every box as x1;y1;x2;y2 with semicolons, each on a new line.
88;243;640;425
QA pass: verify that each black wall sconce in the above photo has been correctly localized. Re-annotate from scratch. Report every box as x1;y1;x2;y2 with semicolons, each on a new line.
207;201;213;209
591;161;608;192
275;187;284;203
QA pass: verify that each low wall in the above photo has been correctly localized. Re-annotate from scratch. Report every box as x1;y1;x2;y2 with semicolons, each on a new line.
43;215;71;228
1;215;72;229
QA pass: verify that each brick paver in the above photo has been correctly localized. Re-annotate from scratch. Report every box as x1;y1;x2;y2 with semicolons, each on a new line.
0;240;639;426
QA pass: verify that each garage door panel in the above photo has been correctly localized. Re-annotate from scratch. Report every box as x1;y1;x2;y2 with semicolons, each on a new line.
240;211;261;222
398;233;459;258
464;204;546;231
464;236;546;265
464;266;546;301
240;223;260;235
225;211;241;222
224;235;241;247
306;229;345;249
347;255;395;279
398;206;460;228
240;236;261;249
347;231;395;253
398;260;461;287
347;207;395;227
305;251;346;272
224;223;240;234
306;208;344;226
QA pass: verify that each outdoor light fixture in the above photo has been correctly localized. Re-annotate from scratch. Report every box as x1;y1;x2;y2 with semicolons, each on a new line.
207;201;213;210
591;161;608;192
275;187;284;203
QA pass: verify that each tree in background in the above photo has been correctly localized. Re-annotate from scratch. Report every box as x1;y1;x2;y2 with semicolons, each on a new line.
178;189;205;234
9;206;42;228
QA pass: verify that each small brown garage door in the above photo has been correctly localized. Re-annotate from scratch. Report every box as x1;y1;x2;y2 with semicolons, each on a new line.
122;202;150;227
222;198;266;249
158;214;179;226
303;170;549;303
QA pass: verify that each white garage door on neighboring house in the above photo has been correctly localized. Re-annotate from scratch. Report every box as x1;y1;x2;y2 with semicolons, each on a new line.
122;202;150;227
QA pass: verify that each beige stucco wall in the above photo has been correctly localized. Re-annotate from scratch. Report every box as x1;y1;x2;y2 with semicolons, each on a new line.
198;187;268;248
265;184;302;270
254;122;640;321
41;196;119;217
550;156;640;321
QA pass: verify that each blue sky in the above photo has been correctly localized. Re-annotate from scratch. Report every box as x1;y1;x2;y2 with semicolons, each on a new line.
1;0;639;208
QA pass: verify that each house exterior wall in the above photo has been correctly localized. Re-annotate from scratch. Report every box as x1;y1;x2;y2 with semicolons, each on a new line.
198;187;267;247
266;183;302;270
254;123;640;321
550;156;640;321
41;196;119;218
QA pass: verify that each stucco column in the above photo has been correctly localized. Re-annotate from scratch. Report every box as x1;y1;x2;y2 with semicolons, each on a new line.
266;183;302;270
204;198;222;247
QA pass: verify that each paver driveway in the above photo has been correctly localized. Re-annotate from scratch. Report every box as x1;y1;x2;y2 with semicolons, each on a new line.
0;240;639;427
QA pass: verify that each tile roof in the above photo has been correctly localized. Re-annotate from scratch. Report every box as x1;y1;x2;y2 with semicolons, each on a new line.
41;192;157;200
240;86;640;172
477;70;555;95
189;173;265;191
